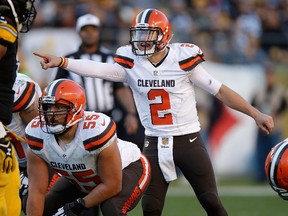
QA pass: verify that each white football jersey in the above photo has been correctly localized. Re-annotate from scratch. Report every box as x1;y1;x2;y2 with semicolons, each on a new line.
7;73;42;166
114;43;209;136
25;111;141;193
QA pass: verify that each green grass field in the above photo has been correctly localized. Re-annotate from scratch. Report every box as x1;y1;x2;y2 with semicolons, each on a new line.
22;178;288;216
128;195;288;216
129;196;288;216
127;178;288;216
22;195;287;216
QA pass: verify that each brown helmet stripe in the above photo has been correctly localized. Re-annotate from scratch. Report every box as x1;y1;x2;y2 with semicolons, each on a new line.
137;8;153;24
46;79;65;96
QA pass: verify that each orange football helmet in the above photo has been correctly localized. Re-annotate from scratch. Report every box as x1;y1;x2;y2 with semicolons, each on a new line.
130;8;172;56
265;138;288;200
39;79;86;134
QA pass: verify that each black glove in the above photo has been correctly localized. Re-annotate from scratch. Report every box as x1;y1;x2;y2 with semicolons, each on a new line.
54;198;87;216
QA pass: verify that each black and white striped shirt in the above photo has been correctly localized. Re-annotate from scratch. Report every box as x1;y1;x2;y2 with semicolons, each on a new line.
55;46;125;116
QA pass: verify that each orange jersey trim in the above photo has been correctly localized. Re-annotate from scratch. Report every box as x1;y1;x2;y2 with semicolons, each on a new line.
84;121;116;151
179;55;205;71
25;133;44;150
114;55;134;69
13;82;36;112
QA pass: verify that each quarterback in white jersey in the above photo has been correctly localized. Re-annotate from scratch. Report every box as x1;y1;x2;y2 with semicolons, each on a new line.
113;43;221;136
25;79;150;216
34;8;274;216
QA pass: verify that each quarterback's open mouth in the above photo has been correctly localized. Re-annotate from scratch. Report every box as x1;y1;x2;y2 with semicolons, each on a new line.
140;42;152;49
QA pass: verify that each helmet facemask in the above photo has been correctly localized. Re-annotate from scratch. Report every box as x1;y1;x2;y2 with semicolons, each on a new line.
19;0;37;33
130;9;172;57
39;97;80;135
130;26;164;56
6;0;37;33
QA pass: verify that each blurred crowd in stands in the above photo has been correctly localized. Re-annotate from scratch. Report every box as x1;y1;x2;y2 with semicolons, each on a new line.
20;0;288;137
29;0;288;65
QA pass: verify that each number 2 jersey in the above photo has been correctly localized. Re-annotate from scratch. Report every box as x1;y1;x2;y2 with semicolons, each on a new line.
114;43;222;136
25;111;141;193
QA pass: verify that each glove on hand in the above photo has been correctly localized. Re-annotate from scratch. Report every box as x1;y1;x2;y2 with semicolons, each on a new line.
0;135;17;173
53;198;87;216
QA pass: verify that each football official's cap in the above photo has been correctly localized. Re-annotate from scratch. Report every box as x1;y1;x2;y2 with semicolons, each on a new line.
76;14;101;32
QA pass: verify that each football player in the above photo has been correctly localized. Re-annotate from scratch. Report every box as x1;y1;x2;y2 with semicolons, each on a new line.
54;14;142;150
265;138;288;200
34;9;274;216
25;79;151;216
0;0;36;215
6;72;42;214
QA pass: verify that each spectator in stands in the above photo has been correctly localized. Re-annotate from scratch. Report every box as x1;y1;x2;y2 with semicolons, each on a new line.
252;62;288;182
54;13;144;149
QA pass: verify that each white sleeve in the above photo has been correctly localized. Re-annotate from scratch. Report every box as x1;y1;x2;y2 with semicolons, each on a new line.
66;59;128;82
188;64;222;95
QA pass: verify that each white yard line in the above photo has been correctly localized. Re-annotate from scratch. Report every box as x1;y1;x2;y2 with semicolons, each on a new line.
167;185;276;197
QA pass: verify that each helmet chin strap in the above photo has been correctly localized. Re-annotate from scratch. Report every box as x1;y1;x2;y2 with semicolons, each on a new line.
66;104;83;128
7;0;22;31
156;33;173;51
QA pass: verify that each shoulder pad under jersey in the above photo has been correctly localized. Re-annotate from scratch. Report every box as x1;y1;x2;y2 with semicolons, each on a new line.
12;74;40;112
25;117;45;151
171;43;205;71
81;112;117;151
114;45;134;69
0;16;17;44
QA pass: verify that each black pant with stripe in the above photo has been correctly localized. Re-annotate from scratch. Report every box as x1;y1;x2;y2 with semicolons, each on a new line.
142;132;228;216
43;156;150;216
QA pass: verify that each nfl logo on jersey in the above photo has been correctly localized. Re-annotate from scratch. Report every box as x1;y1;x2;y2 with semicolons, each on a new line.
153;70;159;76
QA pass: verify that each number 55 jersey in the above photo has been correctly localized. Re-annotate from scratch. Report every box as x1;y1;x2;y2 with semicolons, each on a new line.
25;111;141;193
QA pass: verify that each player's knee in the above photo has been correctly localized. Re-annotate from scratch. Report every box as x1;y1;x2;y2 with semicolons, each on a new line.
198;192;227;216
141;194;163;215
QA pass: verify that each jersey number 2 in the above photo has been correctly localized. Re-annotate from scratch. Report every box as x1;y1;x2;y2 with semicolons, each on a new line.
148;89;173;125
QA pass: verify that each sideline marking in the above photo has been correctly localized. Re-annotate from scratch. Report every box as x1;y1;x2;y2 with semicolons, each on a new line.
167;185;276;197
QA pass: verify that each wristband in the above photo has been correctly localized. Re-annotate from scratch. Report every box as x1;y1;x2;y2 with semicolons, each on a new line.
57;57;67;68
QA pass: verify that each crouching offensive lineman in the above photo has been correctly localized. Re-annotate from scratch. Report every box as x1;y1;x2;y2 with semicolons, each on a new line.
25;79;150;216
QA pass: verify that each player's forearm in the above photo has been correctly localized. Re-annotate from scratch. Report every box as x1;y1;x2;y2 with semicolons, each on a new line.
116;87;137;115
67;59;127;82
83;182;122;208
26;195;45;216
216;84;260;119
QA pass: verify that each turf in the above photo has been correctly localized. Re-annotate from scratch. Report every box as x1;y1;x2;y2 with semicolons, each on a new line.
22;195;288;216
127;178;288;216
21;178;288;216
128;195;288;216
